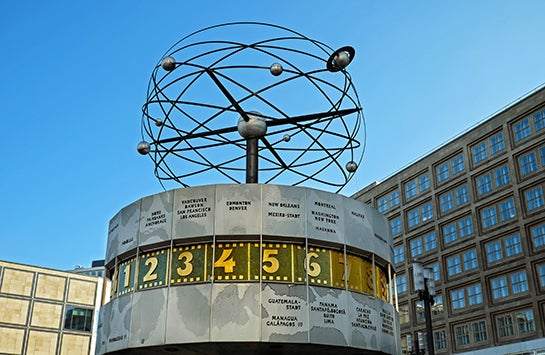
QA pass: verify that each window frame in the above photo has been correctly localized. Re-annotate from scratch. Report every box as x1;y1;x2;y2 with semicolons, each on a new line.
479;197;517;231
490;270;530;302
64;306;94;332
495;308;536;340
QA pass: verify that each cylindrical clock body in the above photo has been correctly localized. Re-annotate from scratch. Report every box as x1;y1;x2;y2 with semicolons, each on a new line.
97;184;400;355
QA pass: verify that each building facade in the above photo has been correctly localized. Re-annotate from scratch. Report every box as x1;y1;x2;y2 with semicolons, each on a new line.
0;260;105;355
353;86;545;354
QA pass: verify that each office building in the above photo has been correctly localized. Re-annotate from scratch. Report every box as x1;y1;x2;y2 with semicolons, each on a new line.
353;86;545;354
0;260;105;355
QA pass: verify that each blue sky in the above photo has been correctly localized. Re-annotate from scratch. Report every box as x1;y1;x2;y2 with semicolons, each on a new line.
1;0;545;270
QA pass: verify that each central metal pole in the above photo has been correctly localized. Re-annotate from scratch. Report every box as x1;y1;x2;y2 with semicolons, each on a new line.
246;138;258;183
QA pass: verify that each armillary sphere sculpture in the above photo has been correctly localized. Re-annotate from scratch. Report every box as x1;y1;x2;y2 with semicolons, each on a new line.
137;22;365;193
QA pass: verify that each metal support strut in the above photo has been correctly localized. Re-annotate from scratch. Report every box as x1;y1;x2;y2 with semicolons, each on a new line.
246;138;258;183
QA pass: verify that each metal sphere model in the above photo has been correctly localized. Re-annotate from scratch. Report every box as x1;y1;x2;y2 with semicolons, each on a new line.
139;22;365;192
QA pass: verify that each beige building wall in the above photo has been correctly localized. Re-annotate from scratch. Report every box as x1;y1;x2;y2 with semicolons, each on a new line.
0;260;104;355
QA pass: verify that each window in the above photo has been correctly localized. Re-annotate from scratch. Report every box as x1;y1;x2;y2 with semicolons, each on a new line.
436;153;465;184
537;264;545;288
491;276;509;299
407;202;433;228
432;295;443;316
525;186;544;211
447;249;477;277
499;199;516;221
514;118;531;141
473;142;487;163
406;181;417;200
64;306;93;332
455;324;470;345
486;234;523;264
517;309;535;334
440;192;454;213
452;155;465;174
444;224;457;244
481;206;497;229
494;165;510;187
531;223;545;249
451;289;465;309
491;270;529;300
455;185;469;205
497;314;515;337
467;284;483;306
519;152;538;176
447;255;462;276
480;198;516;230
422;202;433;221
496;309;536;338
415;300;425;320
377;197;388;213
434;329;447;350
394;245;405;264
390;217;402;236
511;271;528;294
534;109;545;131
486;240;503;263
429;263;440;281
437;162;449;182
424;232;437;252
490;132;505;155
410;238;423;257
378;189;401;212
477;174;492;195
472;133;505;164
463;249;478;270
454;319;488;348
441;184;469;214
443;216;473;244
408;209;419;228
397;274;407;293
390;190;400;208
419;174;430;192
405;174;430;200
505;234;522;257
398;304;409;325
459;216;473;237
472;321;488;342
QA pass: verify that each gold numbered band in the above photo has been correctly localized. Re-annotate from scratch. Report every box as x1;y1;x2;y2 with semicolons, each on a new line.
112;242;388;301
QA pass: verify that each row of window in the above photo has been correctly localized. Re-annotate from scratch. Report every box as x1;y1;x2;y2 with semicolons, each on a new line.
383;155;544;220
392;198;544;261
402;307;537;352
398;263;545;326
397;258;545;306
376;113;545;216
394;221;545;266
453;308;536;348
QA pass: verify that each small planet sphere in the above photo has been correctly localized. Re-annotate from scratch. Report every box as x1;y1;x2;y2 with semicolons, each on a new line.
270;62;283;76
161;56;176;71
137;141;151;155
346;161;358;172
334;51;350;68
